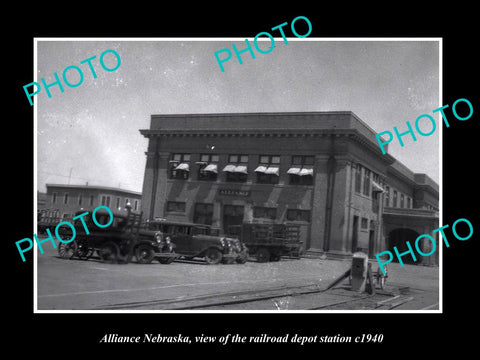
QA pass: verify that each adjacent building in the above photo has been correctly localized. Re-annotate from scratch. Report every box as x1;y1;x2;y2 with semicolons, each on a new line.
39;184;142;221
139;112;439;264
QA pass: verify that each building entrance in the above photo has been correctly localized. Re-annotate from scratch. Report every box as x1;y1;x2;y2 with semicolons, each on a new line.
223;205;244;235
388;228;421;264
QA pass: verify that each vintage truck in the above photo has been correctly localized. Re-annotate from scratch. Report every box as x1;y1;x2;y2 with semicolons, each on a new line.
145;220;248;264
57;205;178;264
227;222;303;262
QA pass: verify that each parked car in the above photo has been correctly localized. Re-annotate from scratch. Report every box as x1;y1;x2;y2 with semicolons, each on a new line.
145;220;248;264
57;207;178;264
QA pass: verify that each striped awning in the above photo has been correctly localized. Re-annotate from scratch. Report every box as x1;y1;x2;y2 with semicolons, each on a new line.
265;166;279;176
287;167;301;175
254;165;268;173
299;167;313;176
204;163;218;173
234;165;248;174
222;164;236;172
222;164;248;174
174;163;189;171
372;181;385;192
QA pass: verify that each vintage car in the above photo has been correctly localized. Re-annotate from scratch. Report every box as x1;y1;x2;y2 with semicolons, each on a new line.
145;220;248;264
57;206;178;264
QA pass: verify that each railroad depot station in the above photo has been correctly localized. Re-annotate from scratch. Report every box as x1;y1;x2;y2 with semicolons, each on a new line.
139;112;439;265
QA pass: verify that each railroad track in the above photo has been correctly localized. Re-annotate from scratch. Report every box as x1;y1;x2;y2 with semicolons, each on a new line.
93;281;413;311
94;282;325;310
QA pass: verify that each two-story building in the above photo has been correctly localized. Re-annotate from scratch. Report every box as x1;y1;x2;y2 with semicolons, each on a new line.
39;184;142;222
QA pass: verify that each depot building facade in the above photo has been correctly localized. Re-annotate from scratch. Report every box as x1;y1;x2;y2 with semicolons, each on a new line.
139;112;439;263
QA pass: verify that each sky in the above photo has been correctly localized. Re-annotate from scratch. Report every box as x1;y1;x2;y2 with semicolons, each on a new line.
36;39;440;193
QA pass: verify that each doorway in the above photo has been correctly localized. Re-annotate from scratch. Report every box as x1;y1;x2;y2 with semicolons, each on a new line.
223;205;244;235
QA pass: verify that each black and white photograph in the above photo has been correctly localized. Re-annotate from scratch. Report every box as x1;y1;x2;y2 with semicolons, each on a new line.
34;39;441;313
7;7;478;354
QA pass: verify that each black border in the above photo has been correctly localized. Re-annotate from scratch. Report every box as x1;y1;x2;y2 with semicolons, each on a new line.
7;5;478;354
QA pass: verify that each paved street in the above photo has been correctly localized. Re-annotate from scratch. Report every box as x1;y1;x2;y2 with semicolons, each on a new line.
36;242;439;311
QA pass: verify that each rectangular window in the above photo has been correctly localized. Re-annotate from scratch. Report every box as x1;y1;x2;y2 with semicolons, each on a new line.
52;192;57;204
169;153;190;180
384;186;390;207
78;194;83;206
256;155;280;184
90;195;95;206
286;209;311;222
166;201;186;213
64;193;69;205
225;154;249;183
361;217;369;229
400;194;405;208
407;197;411;209
289;155;314;185
197;154;219;181
134;200;139;211
116;197;120;209
193;203;214;225
101;195;111;207
393;190;398;207
125;198;129;207
253;206;277;220
363;169;371;196
355;165;362;193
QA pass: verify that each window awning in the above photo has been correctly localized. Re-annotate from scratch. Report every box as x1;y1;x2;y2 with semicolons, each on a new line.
174;163;189;171
372;181;385;192
234;165;248;174
287;167;301;175
222;164;236;172
222;164;248;174
254;165;268;173
299;167;313;176
204;163;218;173
264;166;279;176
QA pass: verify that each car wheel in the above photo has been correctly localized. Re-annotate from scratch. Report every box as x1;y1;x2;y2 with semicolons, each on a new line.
159;257;175;264
256;248;270;263
236;254;248;264
99;242;119;263
76;238;93;260
58;241;77;259
205;248;223;265
135;244;155;264
270;253;281;262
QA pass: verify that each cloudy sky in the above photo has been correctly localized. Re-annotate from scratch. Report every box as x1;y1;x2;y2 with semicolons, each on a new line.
36;39;440;193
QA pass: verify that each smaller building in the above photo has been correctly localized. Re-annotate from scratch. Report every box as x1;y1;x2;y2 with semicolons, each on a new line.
39;184;142;222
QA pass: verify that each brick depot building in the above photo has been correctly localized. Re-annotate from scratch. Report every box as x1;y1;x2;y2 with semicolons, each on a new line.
139;112;439;264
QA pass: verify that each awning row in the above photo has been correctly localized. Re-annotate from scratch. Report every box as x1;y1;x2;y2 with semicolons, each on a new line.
172;162;313;177
286;167;314;176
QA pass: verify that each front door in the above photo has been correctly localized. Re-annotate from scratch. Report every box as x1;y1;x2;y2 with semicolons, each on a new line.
223;205;244;235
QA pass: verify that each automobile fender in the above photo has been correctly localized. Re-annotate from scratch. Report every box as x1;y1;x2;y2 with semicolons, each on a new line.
197;245;224;257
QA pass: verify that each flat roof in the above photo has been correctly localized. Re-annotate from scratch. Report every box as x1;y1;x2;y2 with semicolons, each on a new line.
146;111;382;146
46;183;141;196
